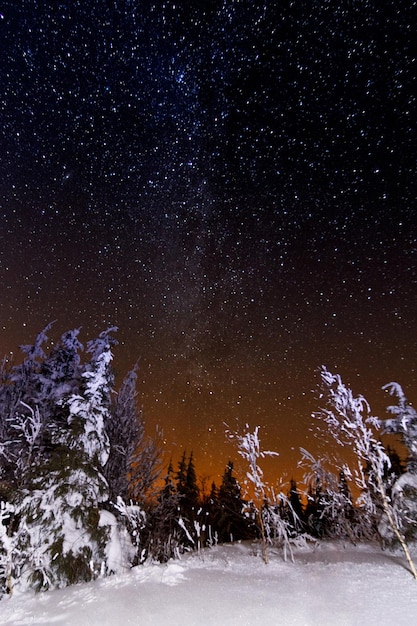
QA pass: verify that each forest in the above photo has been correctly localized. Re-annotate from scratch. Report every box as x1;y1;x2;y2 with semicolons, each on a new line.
1;325;417;595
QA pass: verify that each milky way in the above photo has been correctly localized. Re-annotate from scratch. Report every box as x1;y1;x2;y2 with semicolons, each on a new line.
1;1;416;481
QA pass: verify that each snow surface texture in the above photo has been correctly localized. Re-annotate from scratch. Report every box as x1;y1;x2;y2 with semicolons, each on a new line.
1;541;417;625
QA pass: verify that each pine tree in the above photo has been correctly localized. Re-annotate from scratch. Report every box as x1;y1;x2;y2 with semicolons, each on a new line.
9;323;55;411
105;364;144;503
184;452;200;513
216;461;250;542
176;451;188;497
0;323;55;489
36;328;83;404
171;452;200;548
128;426;163;504
144;461;183;562
63;328;116;466
0;327;85;493
13;328;117;590
382;383;417;472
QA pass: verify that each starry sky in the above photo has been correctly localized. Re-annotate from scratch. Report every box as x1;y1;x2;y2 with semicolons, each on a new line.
1;1;416;484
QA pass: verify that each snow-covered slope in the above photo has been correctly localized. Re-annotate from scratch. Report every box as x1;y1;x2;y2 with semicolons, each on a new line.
1;541;417;625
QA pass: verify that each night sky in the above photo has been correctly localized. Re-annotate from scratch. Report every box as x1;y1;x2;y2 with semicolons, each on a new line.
1;1;416;484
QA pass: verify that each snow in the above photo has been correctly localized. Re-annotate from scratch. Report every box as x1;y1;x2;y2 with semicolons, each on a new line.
1;540;417;625
98;509;133;575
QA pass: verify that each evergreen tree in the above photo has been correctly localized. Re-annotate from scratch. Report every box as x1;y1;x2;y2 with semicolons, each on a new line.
376;385;417;544
301;449;361;541
382;383;417;473
216;461;250;542
0;325;170;592
171;452;200;548
105;364;144;503
9;323;55;411
144;461;183;562
184;452;200;512
176;451;188;497
36;329;83;405
0;323;55;488
12;328;118;590
128;426;163;504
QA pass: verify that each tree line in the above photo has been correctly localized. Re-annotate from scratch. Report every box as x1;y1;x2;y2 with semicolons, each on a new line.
1;326;416;594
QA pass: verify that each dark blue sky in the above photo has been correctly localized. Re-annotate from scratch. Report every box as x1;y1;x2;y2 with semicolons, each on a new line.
1;1;416;479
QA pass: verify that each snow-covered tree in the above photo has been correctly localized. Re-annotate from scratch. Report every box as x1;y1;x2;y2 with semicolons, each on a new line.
15;456;109;591
377;383;417;543
143;461;184;562
0;501;17;594
103;498;144;571
0;324;55;488
215;461;250;543
128;426;163;504
9;323;55;410
12;329;118;591
63;328;116;466
226;424;280;563
381;383;417;472
105;364;144;502
0;326;84;491
36;328;83;404
315;366;417;578
0;325;169;592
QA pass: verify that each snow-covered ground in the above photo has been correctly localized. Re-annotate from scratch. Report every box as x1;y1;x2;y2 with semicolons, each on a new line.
1;540;417;625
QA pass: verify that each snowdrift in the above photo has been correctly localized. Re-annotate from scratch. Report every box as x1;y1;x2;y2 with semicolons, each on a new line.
1;540;417;625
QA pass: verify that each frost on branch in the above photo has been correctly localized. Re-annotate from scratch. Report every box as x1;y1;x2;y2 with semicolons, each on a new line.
227;423;310;563
381;382;417;473
314;366;389;498
315;366;417;579
105;364;145;503
10;402;42;477
226;424;278;501
65;329;117;467
374;382;417;543
0;501;16;594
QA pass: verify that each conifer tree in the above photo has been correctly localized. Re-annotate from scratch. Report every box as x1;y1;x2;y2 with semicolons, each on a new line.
144;460;183;562
216;461;250;542
13;328;117;590
185;452;200;512
105;364;144;503
0;323;55;488
128;426;163;504
176;451;188;497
